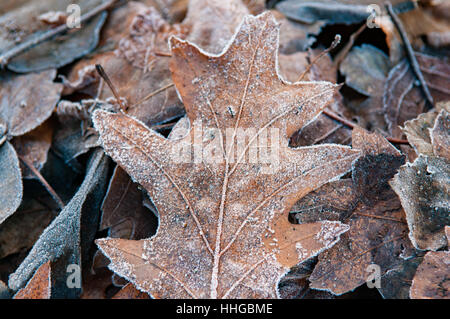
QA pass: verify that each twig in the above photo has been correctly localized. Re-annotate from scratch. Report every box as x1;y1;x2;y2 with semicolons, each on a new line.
0;0;117;67
130;82;175;109
19;155;65;210
297;35;341;82
333;23;367;67
385;1;434;107
95;64;127;112
322;109;409;145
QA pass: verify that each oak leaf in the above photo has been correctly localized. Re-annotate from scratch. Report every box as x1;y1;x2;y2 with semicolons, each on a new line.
93;12;359;299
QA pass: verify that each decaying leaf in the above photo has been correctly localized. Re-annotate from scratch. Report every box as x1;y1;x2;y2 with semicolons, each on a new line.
0;0;107;73
8;149;109;298
12;120;54;178
383;53;450;137
431;110;450;161
0;141;22;225
93;12;359;299
402;102;450;157
307;127;413;296
100;165;157;240
13;262;51;299
116;5;188;70
340;44;391;97
390;155;450;251
182;0;249;54
0;69;62;138
112;283;149;299
410;227;450;299
0;196;55;260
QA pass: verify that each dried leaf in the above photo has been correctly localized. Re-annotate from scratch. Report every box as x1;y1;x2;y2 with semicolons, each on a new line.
0;141;22;225
410;227;450;299
378;254;423;299
116;6;187;70
308;127;412;296
340;44;391;97
112;283;150;299
431;109;450;161
11;120;53;178
13;262;51;299
93;12;359;298
182;0;249;54
0;197;54;259
0;0;107;73
0;69;62;137
101;165;158;239
390;155;450;251
8;149;109;298
383;53;450;137
276;0;407;25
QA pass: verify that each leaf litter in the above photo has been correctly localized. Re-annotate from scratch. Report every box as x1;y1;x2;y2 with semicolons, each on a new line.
0;0;448;300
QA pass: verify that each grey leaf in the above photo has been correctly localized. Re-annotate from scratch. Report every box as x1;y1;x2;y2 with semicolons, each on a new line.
0;141;23;225
8;149;109;298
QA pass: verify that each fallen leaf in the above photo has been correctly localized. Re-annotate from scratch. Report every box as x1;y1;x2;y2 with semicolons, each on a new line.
116;5;188;70
390;155;450;251
307;127;413;296
0;141;22;225
0;0;108;73
8;149;109;298
0;196;54;260
430;109;450;161
182;0;249;54
93;12;359;298
11;120;54;178
112;283;149;299
410;227;450;299
383;53;450;137
377;253;423;299
13;261;51;299
100;165;158;239
0;69;62;138
340;44;391;97
402;103;450;157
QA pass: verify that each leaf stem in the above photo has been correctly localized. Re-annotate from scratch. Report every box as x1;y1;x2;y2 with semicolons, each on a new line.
19;155;65;210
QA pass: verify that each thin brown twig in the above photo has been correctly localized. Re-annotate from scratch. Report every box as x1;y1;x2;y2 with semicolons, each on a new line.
322;109;409;144
19;155;65;210
333;23;367;67
0;0;117;67
130;82;175;109
297;34;341;82
95;64;127;112
385;1;434;107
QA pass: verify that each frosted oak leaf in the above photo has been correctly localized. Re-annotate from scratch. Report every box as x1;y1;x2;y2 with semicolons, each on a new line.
93;12;359;299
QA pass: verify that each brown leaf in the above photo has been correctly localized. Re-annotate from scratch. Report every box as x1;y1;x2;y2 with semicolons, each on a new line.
431;109;450;161
307;127;413;295
13;261;51;299
116;6;188;70
0;69;62;137
410;227;450;299
101;165;158;239
112;283;150;299
93;12;359;298
12;120;54;178
182;0;249;54
383;53;450;138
